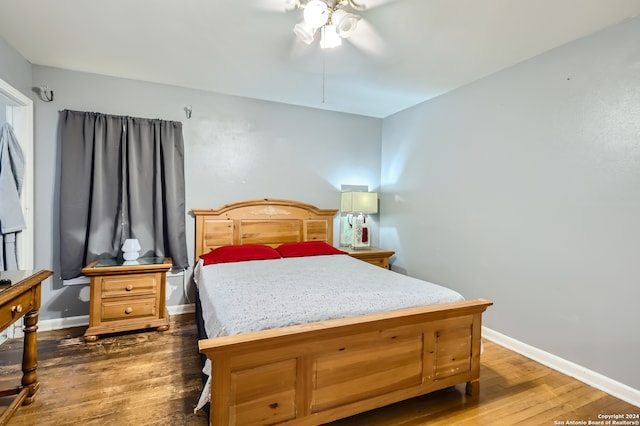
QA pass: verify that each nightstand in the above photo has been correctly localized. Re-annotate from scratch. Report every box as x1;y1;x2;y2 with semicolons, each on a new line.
345;247;395;269
81;257;172;342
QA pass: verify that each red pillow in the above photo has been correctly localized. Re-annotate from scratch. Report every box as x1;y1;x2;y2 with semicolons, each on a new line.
276;241;347;258
199;244;281;265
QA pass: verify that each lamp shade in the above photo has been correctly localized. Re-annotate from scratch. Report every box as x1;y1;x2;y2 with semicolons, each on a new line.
303;0;329;28
121;238;141;252
294;21;316;44
331;9;360;38
341;192;378;214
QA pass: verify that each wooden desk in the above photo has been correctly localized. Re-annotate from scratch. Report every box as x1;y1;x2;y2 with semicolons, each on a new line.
0;269;52;425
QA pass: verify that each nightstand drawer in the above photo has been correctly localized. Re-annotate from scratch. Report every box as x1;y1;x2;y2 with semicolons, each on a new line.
362;257;390;269
101;298;157;321
346;247;395;270
101;274;157;298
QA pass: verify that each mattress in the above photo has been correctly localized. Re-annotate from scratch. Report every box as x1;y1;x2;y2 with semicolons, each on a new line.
193;254;465;411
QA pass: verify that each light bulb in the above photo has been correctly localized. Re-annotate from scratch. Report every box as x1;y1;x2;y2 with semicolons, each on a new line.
320;25;342;49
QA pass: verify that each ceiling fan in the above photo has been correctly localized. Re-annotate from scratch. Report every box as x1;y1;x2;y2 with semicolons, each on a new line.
253;0;393;103
257;0;391;56
291;0;366;48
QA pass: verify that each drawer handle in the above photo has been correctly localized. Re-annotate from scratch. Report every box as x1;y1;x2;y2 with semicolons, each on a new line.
124;307;133;314
11;305;23;314
125;285;133;291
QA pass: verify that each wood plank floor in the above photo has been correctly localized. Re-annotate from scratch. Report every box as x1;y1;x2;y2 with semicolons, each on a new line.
0;314;637;425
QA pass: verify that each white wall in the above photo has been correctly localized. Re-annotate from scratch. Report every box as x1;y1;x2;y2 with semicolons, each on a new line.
31;65;382;319
0;97;7;123
380;17;640;390
0;36;32;99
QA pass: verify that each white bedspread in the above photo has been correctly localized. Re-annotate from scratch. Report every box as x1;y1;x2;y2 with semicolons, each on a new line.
193;254;464;411
195;254;464;338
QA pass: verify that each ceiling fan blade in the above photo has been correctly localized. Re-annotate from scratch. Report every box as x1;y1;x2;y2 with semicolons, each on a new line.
286;34;319;62
353;0;399;10
289;38;309;60
346;18;387;58
253;0;300;13
255;0;396;12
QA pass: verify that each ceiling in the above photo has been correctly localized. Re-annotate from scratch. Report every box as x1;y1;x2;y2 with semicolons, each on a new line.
1;0;639;118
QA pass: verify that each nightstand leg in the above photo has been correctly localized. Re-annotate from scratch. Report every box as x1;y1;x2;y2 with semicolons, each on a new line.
466;379;479;397
157;309;170;332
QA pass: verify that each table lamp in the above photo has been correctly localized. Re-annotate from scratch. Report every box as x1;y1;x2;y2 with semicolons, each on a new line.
121;238;141;261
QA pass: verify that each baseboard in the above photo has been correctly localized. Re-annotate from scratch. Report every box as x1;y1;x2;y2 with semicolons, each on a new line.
167;303;195;316
8;314;91;338
6;304;196;339
482;326;640;408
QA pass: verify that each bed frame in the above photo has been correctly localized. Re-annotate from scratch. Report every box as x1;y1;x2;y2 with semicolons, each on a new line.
193;199;492;425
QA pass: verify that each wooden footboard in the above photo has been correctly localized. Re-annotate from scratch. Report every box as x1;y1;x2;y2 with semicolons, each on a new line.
199;298;492;425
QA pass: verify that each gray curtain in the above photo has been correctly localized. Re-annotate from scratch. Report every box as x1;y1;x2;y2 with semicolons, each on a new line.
59;110;188;279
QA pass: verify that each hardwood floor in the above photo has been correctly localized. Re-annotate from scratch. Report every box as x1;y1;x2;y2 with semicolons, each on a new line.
0;314;208;425
0;314;637;425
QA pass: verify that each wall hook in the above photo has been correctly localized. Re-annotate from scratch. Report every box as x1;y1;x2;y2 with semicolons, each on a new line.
184;105;192;119
32;86;54;102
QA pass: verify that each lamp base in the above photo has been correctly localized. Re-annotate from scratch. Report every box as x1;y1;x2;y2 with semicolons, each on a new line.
123;251;140;261
351;214;370;249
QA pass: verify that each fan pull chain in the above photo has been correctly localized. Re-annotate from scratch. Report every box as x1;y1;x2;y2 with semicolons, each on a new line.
322;50;326;104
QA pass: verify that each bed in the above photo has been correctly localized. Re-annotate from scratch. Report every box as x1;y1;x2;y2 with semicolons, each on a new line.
193;198;492;425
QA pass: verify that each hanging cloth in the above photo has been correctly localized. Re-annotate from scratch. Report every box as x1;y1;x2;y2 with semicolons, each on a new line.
0;122;26;270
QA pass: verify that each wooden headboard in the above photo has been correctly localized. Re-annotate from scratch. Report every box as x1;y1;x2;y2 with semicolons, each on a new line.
192;199;338;260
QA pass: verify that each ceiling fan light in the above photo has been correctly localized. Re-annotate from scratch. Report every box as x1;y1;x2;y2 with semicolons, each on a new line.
303;0;329;28
320;25;342;49
331;8;360;38
294;22;316;44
